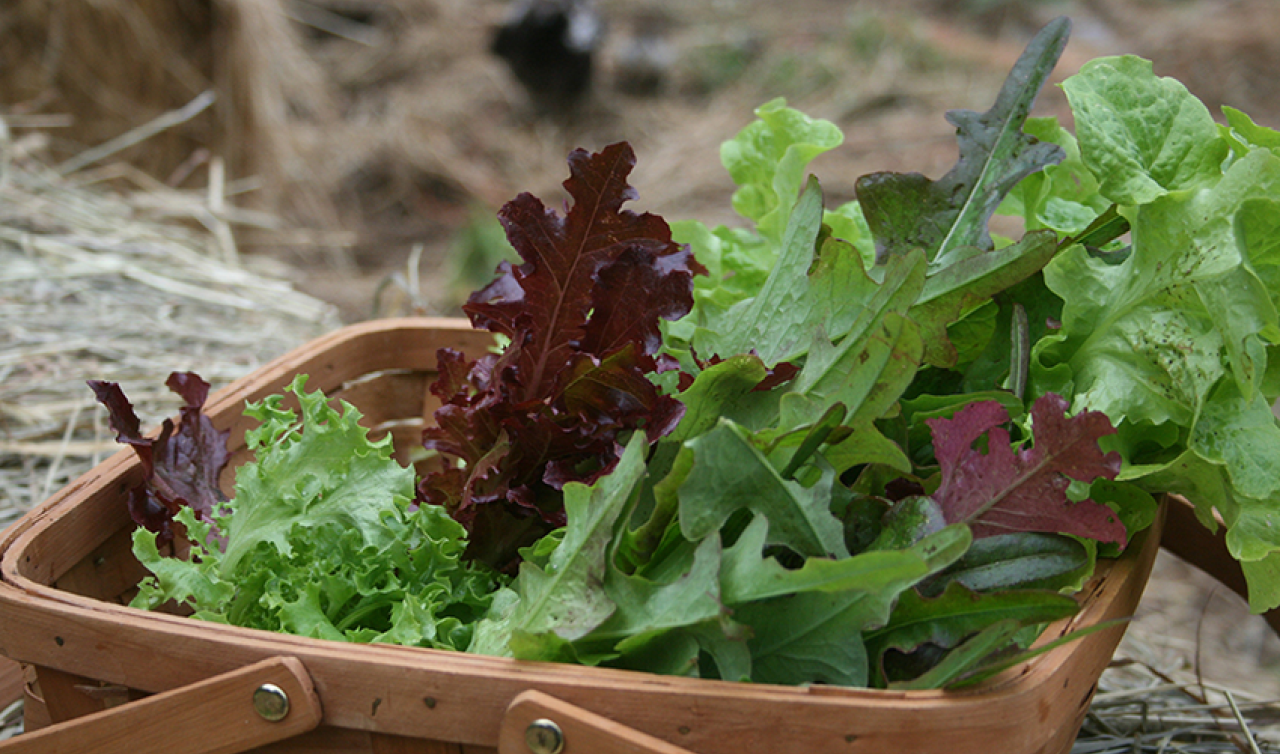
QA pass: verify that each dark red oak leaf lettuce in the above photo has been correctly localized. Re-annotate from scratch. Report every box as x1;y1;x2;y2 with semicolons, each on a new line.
88;372;229;545
421;141;705;570
927;393;1126;546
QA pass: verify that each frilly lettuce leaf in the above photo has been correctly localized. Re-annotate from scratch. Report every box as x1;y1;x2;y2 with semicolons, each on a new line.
130;376;501;649
722;97;844;244
1062;55;1229;205
1038;56;1280;611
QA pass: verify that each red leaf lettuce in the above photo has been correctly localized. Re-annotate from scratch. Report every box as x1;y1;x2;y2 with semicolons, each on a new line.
88;372;230;545
927;393;1126;545
420;142;705;570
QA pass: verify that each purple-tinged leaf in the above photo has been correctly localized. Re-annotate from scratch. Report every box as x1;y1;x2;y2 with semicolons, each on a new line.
928;393;1126;545
421;142;704;570
89;372;230;545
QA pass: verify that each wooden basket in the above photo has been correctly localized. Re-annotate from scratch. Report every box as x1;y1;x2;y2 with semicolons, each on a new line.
0;318;1172;754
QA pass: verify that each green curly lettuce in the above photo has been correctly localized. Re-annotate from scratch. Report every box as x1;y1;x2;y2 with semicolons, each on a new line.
131;375;502;649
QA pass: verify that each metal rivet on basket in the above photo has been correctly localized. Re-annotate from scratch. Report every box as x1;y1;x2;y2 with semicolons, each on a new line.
525;718;564;754
252;683;291;722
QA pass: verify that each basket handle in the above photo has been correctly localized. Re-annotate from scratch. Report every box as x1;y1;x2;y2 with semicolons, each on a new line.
0;656;320;754
1160;495;1280;636
500;689;698;754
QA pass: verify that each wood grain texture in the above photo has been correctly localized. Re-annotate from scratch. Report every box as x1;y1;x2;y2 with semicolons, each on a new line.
0;657;22;709
0;656;320;754
0;319;1166;754
499;690;698;754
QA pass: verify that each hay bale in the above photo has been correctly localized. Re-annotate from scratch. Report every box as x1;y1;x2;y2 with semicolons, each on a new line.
0;124;341;526
0;0;337;226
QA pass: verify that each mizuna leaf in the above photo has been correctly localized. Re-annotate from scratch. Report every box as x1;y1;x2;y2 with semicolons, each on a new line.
928;392;1127;545
89;372;229;545
420;142;703;570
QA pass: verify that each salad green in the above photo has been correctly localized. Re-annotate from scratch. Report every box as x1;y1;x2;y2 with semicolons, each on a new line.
96;17;1280;689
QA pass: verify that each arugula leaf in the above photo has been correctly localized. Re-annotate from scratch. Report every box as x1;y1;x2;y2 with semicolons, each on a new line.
678;418;848;557
867;581;1079;687
720;515;969;687
529;534;728;670
89;372;229;545
720;513;970;604
777;249;926;430
420;142;703;570
929;393;1127;545
694;177;834;364
693;178;918;372
854;18;1071;367
470;434;649;656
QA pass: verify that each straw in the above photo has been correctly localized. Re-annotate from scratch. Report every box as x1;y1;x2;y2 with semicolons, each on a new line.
0;121;340;529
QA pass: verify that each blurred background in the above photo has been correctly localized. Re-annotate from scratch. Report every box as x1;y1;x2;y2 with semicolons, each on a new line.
4;0;1280;733
5;0;1278;320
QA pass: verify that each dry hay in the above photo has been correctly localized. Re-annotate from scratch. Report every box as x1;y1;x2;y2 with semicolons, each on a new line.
1078;627;1280;753
0;0;339;230
0;121;341;527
